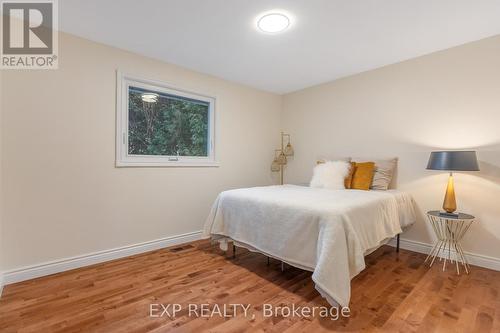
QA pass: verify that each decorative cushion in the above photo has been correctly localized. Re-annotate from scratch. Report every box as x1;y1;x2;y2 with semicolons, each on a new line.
352;157;398;190
310;160;351;190
350;162;375;190
370;158;398;190
344;162;356;189
316;157;351;165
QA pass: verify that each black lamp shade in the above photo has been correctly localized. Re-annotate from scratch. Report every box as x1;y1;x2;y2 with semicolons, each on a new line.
426;151;479;171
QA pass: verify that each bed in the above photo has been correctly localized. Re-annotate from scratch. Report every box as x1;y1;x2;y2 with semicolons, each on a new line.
202;184;416;307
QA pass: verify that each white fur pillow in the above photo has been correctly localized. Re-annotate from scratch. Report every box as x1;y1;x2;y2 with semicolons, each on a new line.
310;160;350;189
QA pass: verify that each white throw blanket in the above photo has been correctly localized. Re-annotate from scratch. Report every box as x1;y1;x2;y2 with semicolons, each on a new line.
202;185;415;307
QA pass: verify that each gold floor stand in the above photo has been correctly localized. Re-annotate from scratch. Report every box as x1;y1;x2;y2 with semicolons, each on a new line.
424;215;474;275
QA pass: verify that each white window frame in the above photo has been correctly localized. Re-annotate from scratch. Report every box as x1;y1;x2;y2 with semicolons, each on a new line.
116;71;218;167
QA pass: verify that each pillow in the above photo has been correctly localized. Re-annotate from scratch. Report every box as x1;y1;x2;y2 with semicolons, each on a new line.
371;158;398;190
344;162;356;189
316;157;351;165
350;162;375;190
351;157;398;190
316;160;354;188
310;160;351;190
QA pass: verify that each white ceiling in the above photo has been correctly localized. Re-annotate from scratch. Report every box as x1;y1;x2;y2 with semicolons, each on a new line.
60;0;500;94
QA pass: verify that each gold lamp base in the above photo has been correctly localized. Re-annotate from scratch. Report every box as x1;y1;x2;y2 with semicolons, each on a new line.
442;172;457;214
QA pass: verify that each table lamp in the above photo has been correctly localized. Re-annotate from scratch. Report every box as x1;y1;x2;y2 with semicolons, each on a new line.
426;151;479;217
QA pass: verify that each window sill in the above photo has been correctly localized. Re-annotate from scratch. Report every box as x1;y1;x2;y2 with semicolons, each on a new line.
116;160;220;168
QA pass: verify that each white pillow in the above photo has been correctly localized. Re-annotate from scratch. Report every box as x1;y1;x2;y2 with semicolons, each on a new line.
310;160;350;190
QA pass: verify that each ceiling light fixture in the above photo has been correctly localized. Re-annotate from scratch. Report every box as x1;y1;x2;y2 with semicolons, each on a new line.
257;13;290;33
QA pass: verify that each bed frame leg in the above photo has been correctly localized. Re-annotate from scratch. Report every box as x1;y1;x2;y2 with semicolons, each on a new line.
267;256;270;266
396;234;400;253
233;244;236;258
281;261;285;272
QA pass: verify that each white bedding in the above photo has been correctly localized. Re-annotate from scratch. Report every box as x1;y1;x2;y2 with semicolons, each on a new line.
202;185;415;307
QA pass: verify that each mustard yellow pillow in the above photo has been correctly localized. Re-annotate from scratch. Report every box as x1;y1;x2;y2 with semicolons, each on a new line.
350;162;375;190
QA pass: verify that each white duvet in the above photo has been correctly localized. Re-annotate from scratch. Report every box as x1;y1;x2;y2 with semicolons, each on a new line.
202;185;415;307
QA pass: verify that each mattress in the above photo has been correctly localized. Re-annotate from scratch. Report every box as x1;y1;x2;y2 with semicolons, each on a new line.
202;185;416;307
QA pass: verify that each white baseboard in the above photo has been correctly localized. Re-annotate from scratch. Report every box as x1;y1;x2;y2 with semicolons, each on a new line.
388;237;500;271
0;272;4;297
3;230;203;286
3;232;498;291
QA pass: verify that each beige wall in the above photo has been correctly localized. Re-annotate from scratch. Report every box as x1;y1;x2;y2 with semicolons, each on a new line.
1;33;282;270
283;35;500;260
0;68;3;278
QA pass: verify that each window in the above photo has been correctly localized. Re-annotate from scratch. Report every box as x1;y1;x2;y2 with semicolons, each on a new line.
116;72;217;167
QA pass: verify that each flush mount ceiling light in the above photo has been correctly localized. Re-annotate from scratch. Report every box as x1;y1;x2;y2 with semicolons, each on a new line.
257;13;290;33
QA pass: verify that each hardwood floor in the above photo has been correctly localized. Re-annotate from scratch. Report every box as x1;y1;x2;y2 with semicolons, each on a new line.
1;240;499;333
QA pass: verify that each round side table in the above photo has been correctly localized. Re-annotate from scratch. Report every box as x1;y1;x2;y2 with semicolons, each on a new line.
425;211;475;274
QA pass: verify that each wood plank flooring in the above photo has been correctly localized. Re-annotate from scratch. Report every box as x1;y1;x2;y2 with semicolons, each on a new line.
1;240;499;332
